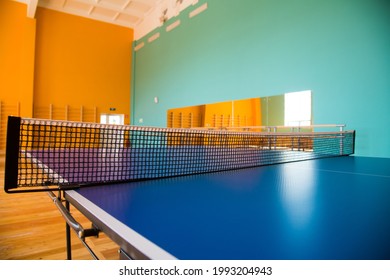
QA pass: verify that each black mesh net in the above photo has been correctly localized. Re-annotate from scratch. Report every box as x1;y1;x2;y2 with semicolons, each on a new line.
5;117;355;191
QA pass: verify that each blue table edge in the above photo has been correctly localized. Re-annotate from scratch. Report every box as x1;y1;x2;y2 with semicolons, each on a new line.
64;189;177;260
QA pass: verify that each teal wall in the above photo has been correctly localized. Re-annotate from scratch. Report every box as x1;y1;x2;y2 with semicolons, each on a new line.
132;0;390;157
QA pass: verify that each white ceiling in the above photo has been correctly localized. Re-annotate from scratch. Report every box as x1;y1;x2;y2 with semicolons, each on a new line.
16;0;199;40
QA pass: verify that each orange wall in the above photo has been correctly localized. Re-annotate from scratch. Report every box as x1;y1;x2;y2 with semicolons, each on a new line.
232;98;262;127
33;7;133;123
0;0;35;117
204;101;234;127
167;105;205;128
167;98;262;128
204;98;262;127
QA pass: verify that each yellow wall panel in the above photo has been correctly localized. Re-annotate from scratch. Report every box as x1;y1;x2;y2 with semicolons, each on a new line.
33;7;133;124
0;1;133;150
203;98;262;128
0;0;35;118
167;105;205;128
204;101;233;128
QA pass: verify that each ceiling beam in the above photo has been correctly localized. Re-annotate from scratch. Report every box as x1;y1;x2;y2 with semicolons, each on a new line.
26;0;39;18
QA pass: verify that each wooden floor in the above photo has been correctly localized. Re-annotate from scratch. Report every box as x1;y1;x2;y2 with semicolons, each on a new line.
0;153;120;260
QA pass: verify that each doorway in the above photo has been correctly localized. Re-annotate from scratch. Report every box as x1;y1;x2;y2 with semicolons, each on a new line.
100;114;124;125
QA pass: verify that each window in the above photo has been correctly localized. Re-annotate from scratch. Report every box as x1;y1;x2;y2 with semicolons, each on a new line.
284;90;312;126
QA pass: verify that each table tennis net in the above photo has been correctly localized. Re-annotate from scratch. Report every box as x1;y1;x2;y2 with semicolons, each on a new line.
4;116;355;192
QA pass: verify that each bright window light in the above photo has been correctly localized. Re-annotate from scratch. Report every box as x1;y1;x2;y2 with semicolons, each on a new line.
284;90;312;126
100;114;124;125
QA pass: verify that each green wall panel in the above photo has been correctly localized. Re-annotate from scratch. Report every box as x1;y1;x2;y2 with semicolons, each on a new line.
132;0;390;157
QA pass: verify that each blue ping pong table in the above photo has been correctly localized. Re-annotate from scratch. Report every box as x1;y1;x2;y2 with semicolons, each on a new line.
63;155;390;260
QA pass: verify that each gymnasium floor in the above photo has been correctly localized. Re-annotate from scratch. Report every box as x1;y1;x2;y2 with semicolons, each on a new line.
0;153;119;260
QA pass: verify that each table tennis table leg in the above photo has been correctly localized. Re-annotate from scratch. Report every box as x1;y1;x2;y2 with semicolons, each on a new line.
65;200;72;260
